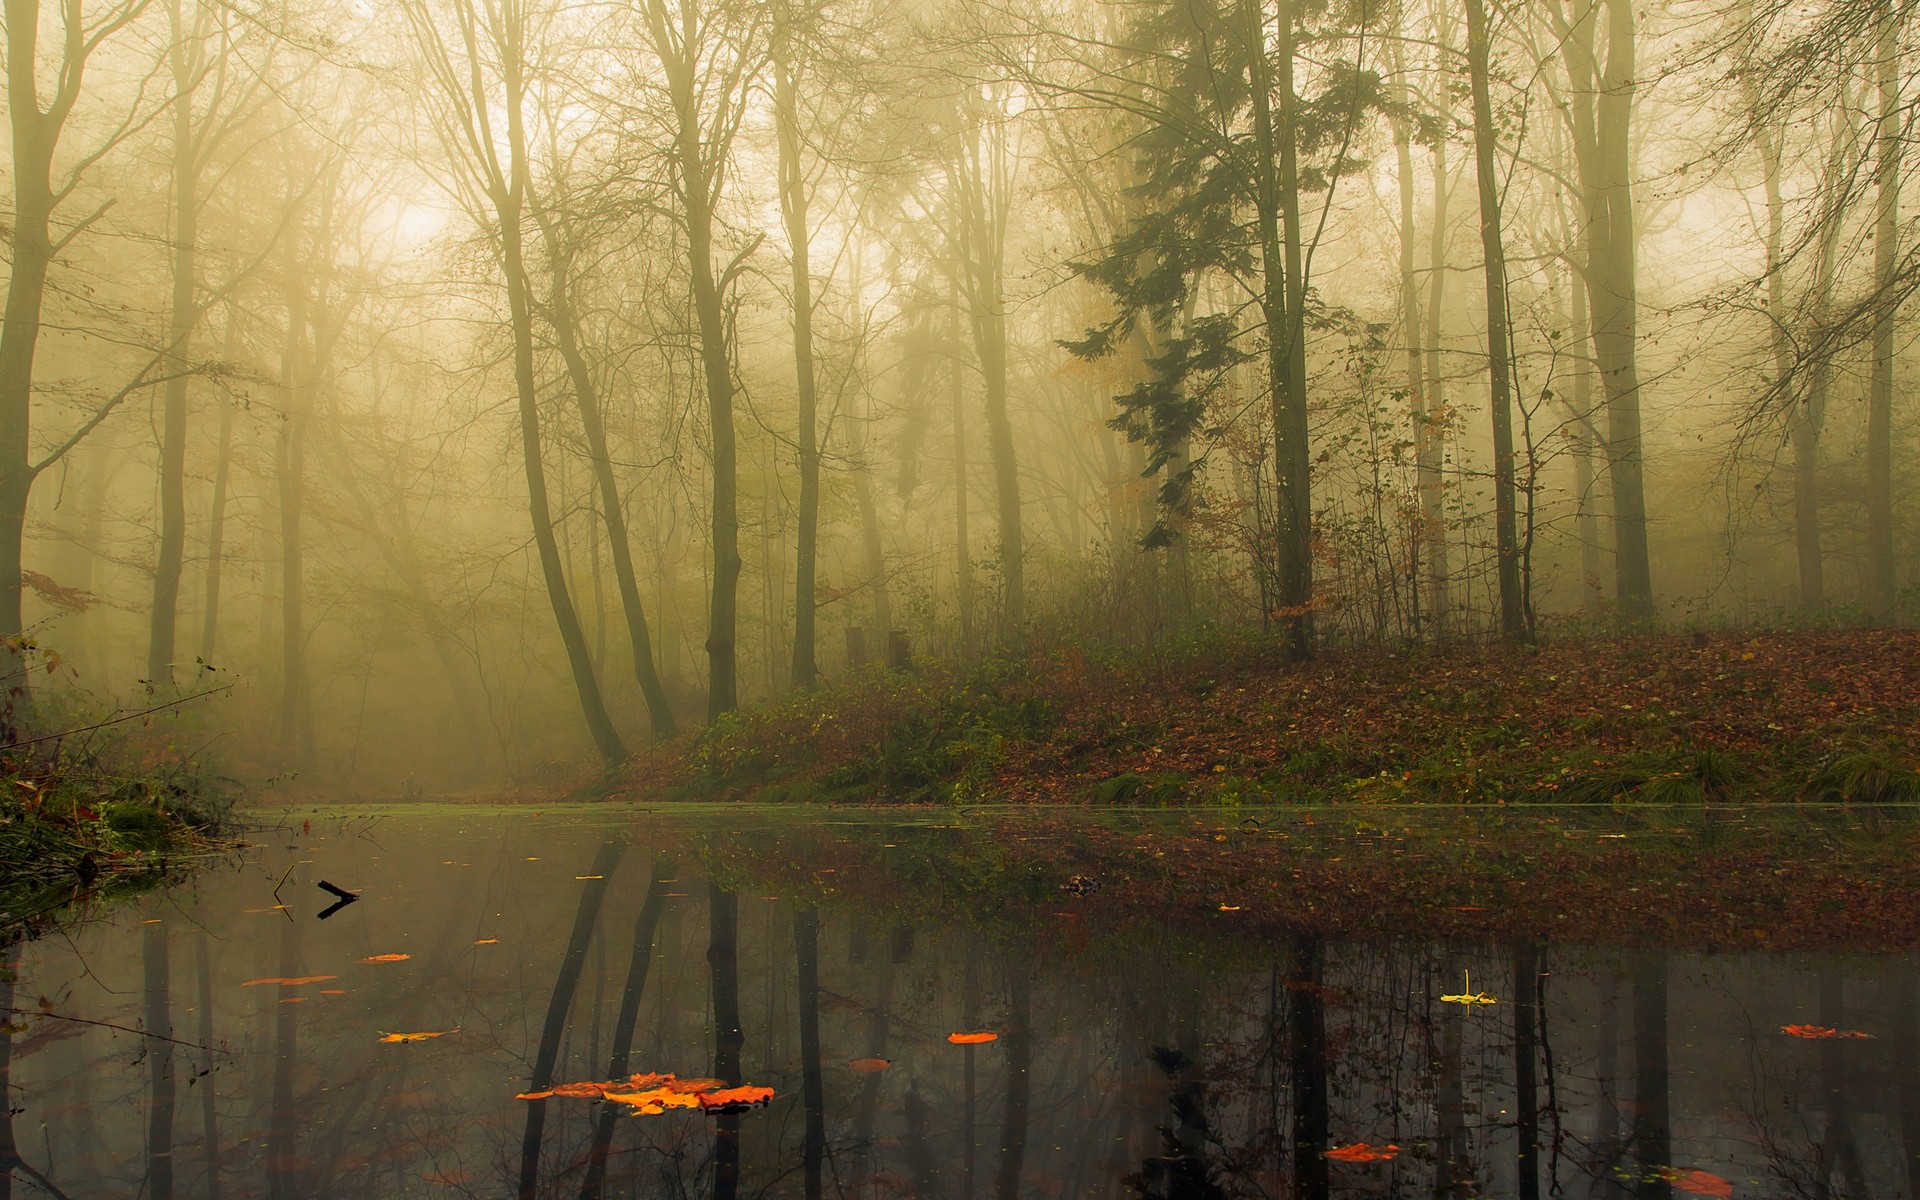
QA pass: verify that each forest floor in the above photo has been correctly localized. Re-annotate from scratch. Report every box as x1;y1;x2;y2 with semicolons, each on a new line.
612;627;1920;809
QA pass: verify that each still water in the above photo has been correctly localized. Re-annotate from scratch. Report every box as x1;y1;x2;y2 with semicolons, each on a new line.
5;806;1918;1199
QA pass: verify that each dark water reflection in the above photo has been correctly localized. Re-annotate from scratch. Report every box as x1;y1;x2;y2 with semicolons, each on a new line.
6;807;1920;1198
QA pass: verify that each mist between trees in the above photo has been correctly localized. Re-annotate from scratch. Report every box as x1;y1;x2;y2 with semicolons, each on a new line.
0;0;1913;781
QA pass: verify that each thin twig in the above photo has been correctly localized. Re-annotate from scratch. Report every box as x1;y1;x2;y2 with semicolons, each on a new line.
3;1007;232;1057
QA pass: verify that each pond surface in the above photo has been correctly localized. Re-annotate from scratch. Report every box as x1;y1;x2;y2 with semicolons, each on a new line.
5;806;1919;1199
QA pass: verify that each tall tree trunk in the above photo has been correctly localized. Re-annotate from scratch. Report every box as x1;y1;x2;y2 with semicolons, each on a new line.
952;295;974;657
0;0;67;725
950;113;1024;633
775;4;823;690
1866;4;1901;619
517;839;625;1200
277;254;310;769
1424;114;1454;632
536;229;678;739
1247;0;1312;660
493;30;627;765
1466;0;1525;638
1389;24;1431;636
200;388;234;664
149;0;203;686
1590;0;1655;621
1748;76;1824;612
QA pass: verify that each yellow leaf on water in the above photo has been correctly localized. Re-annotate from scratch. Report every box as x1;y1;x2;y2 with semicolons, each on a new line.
378;1029;458;1044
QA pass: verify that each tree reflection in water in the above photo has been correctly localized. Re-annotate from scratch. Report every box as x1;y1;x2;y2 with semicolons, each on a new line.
7;814;1920;1200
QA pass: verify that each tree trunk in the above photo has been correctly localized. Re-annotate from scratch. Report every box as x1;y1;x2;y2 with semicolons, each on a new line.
200;381;234;664
1466;0;1525;638
1247;0;1312;660
775;5;823;690
1866;4;1900;619
149;0;203;686
492;31;627;765
1424;124;1454;632
1589;0;1655;622
0;0;66;725
950;112;1024;634
536;230;678;738
277;254;310;769
1389;28;1432;636
952;293;974;657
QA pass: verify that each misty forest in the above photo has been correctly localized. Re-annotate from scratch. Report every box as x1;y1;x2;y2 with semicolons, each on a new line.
8;2;1920;1197
3;0;1915;781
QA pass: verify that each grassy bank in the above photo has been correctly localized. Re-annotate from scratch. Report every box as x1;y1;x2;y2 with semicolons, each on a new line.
613;628;1920;807
671;805;1920;953
0;745;236;940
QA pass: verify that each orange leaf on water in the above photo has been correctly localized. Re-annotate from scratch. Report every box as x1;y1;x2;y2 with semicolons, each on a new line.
603;1087;702;1114
241;976;337;987
378;1029;457;1044
516;1071;754;1116
847;1058;892;1074
1782;1024;1873;1039
474;938;499;945
362;954;411;964
948;1032;998;1044
1325;1143;1400;1163
1658;1168;1733;1197
698;1086;775;1113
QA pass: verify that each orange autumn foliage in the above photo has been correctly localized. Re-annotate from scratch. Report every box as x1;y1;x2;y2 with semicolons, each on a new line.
378;1030;457;1044
1324;1143;1400;1163
1782;1024;1873;1039
947;1032;998;1044
362;954;412;963
1658;1168;1733;1198
516;1072;772;1115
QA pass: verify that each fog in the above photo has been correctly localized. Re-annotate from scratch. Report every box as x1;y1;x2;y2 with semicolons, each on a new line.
1;0;1913;782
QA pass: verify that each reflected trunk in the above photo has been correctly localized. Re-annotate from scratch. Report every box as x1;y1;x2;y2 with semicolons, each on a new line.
517;839;625;1200
144;919;176;1200
795;909;825;1200
1632;956;1670;1200
1514;943;1540;1200
580;859;673;1200
996;965;1031;1200
266;915;303;1199
709;882;743;1200
1288;933;1328;1200
196;930;222;1200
